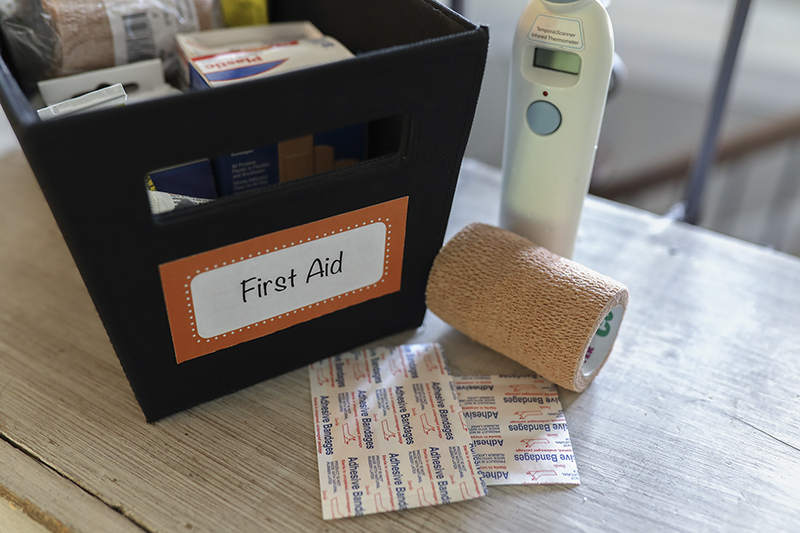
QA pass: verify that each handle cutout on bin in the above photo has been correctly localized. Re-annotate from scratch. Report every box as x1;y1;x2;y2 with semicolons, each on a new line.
144;113;408;216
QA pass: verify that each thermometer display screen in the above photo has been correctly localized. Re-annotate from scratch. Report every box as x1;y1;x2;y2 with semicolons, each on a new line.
534;48;581;75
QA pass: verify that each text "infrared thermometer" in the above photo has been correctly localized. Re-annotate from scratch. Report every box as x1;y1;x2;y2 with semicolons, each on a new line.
500;0;614;259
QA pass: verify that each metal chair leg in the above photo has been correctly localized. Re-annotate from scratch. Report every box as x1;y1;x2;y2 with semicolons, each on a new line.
670;0;753;225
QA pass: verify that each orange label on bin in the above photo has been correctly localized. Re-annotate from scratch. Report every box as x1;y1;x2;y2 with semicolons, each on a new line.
160;197;408;363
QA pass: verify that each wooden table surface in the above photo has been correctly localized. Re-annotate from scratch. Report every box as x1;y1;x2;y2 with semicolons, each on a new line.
1;149;799;532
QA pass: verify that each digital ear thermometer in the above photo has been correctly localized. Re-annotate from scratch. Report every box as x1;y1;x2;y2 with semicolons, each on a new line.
500;0;614;259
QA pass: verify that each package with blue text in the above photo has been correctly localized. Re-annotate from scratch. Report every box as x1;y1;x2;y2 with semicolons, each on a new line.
176;22;353;90
309;344;487;520
455;375;580;485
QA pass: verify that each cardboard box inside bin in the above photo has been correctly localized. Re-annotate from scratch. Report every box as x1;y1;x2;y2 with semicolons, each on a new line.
0;0;489;421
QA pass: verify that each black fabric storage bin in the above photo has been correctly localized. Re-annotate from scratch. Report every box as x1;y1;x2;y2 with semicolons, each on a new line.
0;0;488;421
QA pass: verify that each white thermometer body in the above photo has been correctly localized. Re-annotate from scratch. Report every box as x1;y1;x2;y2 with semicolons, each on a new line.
500;0;614;258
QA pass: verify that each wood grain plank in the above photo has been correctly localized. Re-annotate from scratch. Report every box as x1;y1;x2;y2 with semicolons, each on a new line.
1;151;799;531
0;438;144;533
0;497;51;533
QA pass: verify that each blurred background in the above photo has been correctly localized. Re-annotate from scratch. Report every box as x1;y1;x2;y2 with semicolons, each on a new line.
449;0;800;256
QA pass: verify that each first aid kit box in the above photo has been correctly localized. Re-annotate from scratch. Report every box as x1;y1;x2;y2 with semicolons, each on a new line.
0;0;488;421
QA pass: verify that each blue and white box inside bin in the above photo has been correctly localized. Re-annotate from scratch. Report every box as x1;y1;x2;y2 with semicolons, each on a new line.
213;147;279;196
177;22;366;195
148;160;218;199
213;123;367;196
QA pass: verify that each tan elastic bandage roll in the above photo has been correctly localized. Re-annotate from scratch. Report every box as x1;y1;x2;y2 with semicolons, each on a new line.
426;223;629;392
42;0;216;77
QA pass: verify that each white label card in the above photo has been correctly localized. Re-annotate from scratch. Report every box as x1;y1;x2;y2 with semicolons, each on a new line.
528;14;585;50
191;223;386;338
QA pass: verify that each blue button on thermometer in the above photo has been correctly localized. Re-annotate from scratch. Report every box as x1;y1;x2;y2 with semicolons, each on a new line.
527;100;562;135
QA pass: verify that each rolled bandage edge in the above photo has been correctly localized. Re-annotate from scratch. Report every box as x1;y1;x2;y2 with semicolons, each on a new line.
426;222;629;392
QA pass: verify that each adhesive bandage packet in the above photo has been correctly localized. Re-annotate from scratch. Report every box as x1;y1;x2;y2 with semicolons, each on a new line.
309;344;487;520
455;375;580;485
176;22;354;90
